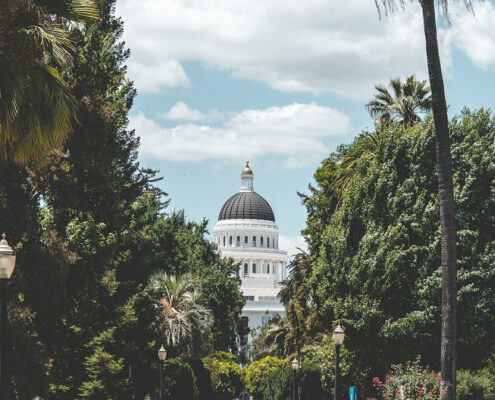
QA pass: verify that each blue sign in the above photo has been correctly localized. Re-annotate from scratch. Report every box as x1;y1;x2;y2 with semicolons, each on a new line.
349;386;358;400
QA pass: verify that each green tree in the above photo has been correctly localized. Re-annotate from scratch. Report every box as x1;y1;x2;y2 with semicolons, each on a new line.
144;272;213;357
204;352;245;400
250;314;290;360
304;110;495;398
245;356;286;400
365;75;431;129
262;362;323;400
0;0;97;164
456;370;495;400
162;359;198;400
279;251;316;355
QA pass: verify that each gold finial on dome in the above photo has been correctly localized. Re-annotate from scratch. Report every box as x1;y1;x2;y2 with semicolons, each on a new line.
242;161;253;175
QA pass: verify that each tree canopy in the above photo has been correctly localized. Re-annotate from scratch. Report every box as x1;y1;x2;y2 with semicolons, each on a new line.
301;109;495;391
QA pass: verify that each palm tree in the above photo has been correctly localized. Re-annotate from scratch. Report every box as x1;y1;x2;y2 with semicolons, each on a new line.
263;314;290;356
366;75;432;129
0;0;98;164
249;314;290;360
145;271;213;356
375;1;461;398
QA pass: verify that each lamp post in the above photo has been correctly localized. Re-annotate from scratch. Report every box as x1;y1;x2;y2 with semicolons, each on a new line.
332;324;345;400
291;358;299;400
157;345;167;400
0;234;16;398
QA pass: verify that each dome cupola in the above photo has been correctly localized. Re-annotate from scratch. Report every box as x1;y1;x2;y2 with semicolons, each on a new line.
218;162;275;222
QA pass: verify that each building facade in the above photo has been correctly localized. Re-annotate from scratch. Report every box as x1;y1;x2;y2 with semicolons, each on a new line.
214;162;288;336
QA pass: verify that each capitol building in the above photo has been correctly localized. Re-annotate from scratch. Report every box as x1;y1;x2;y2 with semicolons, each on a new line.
214;162;288;337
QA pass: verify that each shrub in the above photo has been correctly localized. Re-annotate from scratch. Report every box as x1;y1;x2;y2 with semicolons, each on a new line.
457;370;495;400
162;359;198;400
262;362;323;400
245;356;286;400
300;362;323;400
204;352;244;400
301;336;369;398
263;363;292;400
189;359;213;400
374;359;443;400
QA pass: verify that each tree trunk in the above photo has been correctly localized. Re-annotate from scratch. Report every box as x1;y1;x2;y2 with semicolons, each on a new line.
420;1;457;399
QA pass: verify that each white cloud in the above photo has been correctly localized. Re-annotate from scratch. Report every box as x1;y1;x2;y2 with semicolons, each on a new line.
449;2;495;71
279;235;307;259
116;0;495;98
131;102;352;167
128;60;190;92
157;102;223;121
116;0;445;98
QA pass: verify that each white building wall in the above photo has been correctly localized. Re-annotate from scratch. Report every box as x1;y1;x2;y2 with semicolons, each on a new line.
214;218;288;340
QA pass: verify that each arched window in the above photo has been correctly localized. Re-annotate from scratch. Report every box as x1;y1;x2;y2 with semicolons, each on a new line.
245;236;248;244
252;263;257;273
267;237;270;248
244;263;248;276
223;236;226;247
229;236;232;246
252;236;256;247
236;236;240;247
260;236;264;247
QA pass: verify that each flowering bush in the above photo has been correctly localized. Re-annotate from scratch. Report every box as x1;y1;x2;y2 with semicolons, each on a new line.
373;359;448;400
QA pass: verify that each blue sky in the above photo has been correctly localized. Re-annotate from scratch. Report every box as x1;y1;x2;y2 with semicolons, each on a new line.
115;0;495;256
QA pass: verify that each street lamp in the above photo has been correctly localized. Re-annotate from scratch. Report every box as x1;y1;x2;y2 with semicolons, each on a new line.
157;345;167;400
332;324;345;400
291;358;299;400
0;234;15;397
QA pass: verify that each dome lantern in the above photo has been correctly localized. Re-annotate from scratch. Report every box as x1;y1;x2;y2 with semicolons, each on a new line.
240;161;254;192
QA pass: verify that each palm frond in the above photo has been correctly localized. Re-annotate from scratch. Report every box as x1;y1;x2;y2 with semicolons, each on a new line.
146;271;213;356
20;25;72;67
68;0;99;21
0;62;78;164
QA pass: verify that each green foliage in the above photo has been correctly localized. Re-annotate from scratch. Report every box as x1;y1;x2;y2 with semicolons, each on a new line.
189;359;213;400
0;0;97;164
456;370;495;400
374;359;443;400
162;359;198;400
204;352;245;400
262;362;323;400
300;336;368;397
303;110;495;395
0;1;246;398
250;314;290;360
279;252;315;355
143;271;213;357
245;356;286;400
262;363;292;400
299;362;323;400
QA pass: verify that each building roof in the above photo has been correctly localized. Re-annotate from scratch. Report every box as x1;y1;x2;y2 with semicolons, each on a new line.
218;191;275;222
